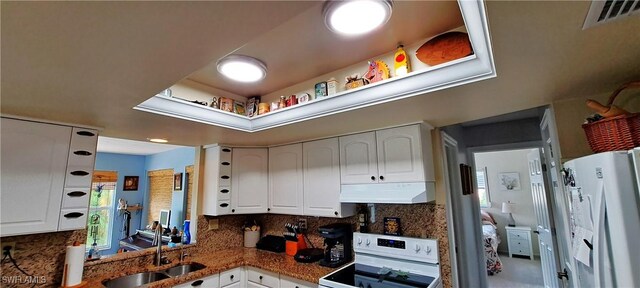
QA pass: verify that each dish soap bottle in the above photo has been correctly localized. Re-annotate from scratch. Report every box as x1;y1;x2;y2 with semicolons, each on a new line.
183;220;191;244
394;44;410;77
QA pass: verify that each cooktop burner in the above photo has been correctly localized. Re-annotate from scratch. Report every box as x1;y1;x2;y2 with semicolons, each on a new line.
322;263;434;288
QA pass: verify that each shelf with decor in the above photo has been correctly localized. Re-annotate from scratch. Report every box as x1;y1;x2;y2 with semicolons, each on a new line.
135;0;495;133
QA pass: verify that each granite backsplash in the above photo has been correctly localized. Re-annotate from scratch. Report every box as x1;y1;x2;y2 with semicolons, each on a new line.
0;203;451;288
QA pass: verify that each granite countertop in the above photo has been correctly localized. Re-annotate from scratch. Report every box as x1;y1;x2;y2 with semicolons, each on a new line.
87;248;337;287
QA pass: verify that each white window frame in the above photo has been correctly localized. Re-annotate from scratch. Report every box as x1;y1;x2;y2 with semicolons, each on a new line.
477;167;491;208
86;181;116;251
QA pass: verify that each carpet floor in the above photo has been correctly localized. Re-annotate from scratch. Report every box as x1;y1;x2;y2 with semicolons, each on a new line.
487;254;545;288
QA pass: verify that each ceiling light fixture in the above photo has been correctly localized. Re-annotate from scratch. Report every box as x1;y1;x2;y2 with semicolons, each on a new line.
216;55;267;83
323;0;393;36
148;138;168;143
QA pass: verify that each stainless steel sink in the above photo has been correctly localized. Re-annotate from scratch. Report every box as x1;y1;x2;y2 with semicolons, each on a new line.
102;272;170;288
102;262;207;287
164;262;206;277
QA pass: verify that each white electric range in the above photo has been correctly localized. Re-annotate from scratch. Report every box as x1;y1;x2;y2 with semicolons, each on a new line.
320;232;441;288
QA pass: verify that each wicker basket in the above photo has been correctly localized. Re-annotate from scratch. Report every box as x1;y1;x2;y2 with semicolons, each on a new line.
582;81;640;153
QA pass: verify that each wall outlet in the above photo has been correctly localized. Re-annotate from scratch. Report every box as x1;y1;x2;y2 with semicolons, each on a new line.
208;218;219;230
2;242;16;258
298;218;307;231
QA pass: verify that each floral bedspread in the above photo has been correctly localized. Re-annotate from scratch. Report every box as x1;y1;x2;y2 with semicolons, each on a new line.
483;224;503;275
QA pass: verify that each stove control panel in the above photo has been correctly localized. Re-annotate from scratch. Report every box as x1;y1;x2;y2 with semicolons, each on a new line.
353;232;439;264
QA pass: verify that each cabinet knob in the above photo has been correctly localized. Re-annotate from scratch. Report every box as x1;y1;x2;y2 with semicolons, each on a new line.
220;203;229;208
259;276;263;280
371;176;376;181
379;175;385;181
67;191;87;197
334;211;339;216
267;208;271;212
221;175;230;179
63;212;84;219
230;275;234;279
231;209;235;213
73;150;92;156
222;148;231;152
221;162;230;166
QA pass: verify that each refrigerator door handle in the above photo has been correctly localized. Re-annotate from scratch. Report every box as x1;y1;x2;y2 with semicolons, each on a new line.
593;182;607;287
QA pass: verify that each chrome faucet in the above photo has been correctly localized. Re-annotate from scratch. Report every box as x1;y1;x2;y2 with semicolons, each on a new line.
152;224;166;266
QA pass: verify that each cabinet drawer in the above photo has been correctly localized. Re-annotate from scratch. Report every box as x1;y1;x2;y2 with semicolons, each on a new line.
280;275;316;288
507;230;529;240
64;165;93;187
247;267;279;288
61;188;90;209
221;282;241;288
247;282;269;288
174;273;220;288
219;267;242;286
58;208;88;231
511;246;531;256
218;186;231;201
510;240;530;251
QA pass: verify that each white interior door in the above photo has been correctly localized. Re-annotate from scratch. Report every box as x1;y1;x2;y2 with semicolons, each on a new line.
540;108;574;287
528;149;560;288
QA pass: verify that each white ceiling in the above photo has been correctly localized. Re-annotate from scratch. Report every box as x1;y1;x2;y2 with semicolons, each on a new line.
97;136;186;156
2;1;639;148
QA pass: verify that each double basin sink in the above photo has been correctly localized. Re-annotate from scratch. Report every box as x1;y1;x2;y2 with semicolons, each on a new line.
102;262;206;287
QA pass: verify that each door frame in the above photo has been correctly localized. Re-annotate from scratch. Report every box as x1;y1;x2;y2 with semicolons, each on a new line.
441;131;461;288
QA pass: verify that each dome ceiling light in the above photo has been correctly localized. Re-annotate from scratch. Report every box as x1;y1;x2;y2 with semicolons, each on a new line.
323;0;393;36
216;55;267;83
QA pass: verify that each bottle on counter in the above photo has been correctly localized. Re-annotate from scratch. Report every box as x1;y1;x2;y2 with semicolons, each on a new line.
183;220;191;244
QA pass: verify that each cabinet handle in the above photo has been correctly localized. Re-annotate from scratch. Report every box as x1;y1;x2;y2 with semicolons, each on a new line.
191;280;203;286
70;171;89;176
220;189;229;193
231;209;235;213
371;176;376;181
533;231;540;234
73;150;92;156
379;175;385;181
267;208;271;212
64;212;84;219
221;175;230;179
222;148;231;152
67;191;87;197
334;211;339;216
230;275;234;280
221;162;230;166
220;203;229;208
76;131;95;137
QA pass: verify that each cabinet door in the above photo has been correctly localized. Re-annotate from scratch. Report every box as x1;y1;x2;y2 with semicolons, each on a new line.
247;267;280;288
303;138;342;217
375;125;425;183
0;118;71;236
269;144;303;215
231;148;268;214
339;132;378;184
280;275;317;288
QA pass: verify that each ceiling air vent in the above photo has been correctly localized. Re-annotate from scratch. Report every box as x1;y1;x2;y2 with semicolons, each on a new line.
583;0;640;29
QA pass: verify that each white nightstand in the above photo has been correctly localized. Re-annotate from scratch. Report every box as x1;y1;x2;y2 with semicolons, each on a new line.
505;226;534;260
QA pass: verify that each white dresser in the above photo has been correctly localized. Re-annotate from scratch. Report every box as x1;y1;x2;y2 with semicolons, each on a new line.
505;226;534;260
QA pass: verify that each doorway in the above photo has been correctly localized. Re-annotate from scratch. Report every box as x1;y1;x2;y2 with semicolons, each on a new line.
472;148;545;288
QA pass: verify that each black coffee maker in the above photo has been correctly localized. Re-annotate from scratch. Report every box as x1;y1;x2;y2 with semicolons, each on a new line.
318;223;353;268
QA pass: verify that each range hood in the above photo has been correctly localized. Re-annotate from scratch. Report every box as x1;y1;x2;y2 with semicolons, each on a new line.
340;182;436;204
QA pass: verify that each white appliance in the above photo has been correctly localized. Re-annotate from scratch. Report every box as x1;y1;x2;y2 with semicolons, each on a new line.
563;149;640;288
320;232;441;288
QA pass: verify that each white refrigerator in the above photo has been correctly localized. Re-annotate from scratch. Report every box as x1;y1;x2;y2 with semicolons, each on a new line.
564;148;640;288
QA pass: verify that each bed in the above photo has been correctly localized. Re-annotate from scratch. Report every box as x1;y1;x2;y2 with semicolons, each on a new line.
481;210;503;275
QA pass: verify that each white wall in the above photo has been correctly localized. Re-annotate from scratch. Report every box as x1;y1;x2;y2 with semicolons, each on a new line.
475;148;540;255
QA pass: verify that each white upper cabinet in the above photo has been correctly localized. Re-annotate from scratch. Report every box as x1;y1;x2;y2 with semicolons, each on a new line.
304;138;355;218
231;148;269;214
268;144;303;215
1;118;98;236
340;124;433;184
375;125;426;183
203;146;233;216
339;132;378;184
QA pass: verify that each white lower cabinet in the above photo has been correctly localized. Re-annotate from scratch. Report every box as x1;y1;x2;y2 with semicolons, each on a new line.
247;267;280;288
173;273;220;288
219;267;243;287
280;275;317;288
